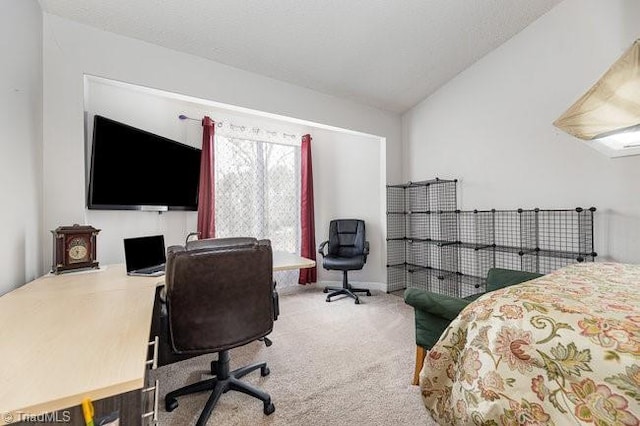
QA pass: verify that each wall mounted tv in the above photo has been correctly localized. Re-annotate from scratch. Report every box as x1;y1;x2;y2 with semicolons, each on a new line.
88;115;201;211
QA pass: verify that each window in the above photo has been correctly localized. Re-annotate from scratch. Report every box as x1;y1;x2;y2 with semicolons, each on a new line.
214;127;301;285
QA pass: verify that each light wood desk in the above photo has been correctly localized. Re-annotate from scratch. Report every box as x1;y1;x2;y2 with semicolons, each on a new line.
0;253;314;425
273;251;316;271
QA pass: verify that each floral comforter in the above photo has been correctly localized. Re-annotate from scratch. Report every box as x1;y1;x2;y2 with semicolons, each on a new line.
420;262;640;425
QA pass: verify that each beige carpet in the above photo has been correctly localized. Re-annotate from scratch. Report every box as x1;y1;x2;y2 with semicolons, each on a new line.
151;285;438;425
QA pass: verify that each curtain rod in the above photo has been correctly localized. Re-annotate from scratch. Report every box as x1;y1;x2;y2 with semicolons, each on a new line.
178;114;298;139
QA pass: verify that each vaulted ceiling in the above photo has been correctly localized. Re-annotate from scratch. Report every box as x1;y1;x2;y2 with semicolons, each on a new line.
39;0;562;113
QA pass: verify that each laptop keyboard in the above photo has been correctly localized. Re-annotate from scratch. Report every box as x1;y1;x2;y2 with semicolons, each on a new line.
135;264;165;274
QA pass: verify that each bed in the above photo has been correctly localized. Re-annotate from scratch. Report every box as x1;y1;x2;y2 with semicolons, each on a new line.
420;262;640;425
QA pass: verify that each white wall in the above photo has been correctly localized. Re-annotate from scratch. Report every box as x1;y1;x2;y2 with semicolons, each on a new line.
403;0;640;263
43;16;393;285
312;129;383;285
0;0;43;294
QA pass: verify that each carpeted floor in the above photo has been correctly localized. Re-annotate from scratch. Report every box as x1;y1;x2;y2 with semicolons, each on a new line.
151;285;438;425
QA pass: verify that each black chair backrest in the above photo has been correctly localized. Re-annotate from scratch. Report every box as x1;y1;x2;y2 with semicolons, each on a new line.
328;219;366;258
165;238;273;354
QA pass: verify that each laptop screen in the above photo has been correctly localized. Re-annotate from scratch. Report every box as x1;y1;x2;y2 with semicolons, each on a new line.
124;235;166;272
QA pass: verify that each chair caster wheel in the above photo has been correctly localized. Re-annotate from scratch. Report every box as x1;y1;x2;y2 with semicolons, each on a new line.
323;288;328;293
326;297;331;302
260;336;273;347
165;397;178;412
355;299;360;305
261;366;270;376
366;291;371;296
264;402;275;415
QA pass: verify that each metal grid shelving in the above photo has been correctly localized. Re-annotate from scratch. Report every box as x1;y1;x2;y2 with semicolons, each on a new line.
386;178;597;295
386;178;457;292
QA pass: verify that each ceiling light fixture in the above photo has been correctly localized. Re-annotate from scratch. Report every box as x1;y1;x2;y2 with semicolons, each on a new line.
588;125;640;158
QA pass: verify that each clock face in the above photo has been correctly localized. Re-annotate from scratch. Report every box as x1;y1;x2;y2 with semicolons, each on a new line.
68;237;89;263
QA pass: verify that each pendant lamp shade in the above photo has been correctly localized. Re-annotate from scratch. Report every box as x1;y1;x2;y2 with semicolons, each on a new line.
554;39;640;157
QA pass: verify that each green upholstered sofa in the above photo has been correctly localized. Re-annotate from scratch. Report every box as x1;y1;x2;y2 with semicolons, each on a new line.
404;268;543;384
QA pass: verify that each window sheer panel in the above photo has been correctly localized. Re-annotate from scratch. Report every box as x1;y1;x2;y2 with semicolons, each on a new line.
215;136;301;275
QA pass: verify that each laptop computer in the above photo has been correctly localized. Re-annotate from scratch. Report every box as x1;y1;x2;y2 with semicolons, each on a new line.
124;235;166;277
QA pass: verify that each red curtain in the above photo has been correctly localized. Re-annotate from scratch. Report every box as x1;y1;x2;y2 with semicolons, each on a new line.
197;116;215;239
299;134;317;284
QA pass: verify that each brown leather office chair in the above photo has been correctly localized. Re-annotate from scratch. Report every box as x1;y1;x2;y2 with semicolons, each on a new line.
163;237;276;425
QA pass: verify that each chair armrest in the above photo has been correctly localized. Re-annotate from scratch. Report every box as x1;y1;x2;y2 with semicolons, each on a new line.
318;240;329;257
404;288;471;321
486;268;543;292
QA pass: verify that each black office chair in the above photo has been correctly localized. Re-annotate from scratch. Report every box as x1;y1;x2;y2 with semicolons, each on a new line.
162;238;277;426
318;219;371;304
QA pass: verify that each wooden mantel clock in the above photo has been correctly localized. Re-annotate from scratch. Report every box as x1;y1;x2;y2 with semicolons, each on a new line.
51;224;101;274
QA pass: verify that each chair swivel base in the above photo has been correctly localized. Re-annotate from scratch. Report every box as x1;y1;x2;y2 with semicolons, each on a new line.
323;270;371;304
324;285;371;304
165;350;275;426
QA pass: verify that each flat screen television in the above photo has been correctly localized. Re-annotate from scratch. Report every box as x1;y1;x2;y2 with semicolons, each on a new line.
88;115;201;211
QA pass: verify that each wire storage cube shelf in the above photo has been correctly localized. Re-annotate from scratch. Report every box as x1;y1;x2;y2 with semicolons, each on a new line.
488;208;597;274
406;268;484;298
386;178;597;295
458;210;494;248
386;178;458;293
386;185;406;293
397;179;458;213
